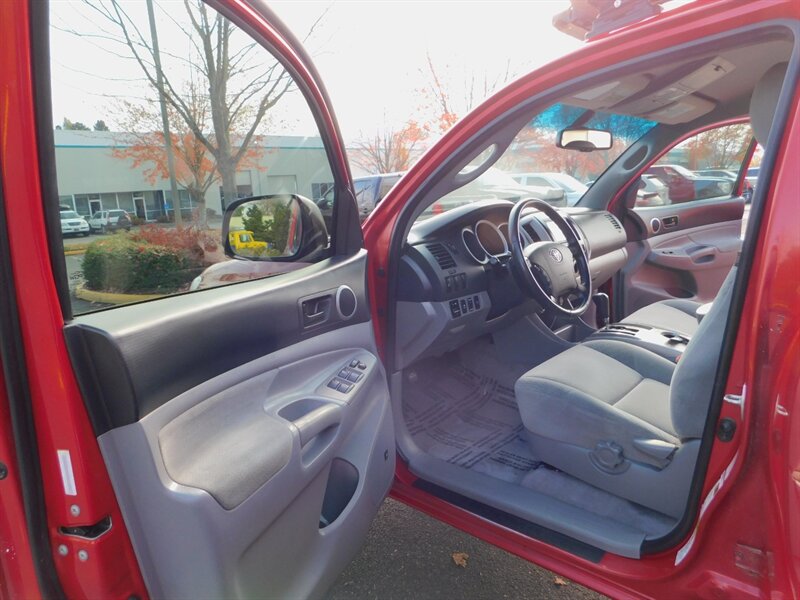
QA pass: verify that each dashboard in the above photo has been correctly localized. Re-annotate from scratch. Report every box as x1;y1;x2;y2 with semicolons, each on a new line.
394;199;628;369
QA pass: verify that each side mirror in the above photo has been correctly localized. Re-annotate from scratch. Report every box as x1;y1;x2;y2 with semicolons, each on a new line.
222;194;328;261
556;127;613;152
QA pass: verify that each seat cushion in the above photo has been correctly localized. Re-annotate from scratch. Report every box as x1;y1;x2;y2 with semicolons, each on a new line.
515;340;679;469
621;299;701;337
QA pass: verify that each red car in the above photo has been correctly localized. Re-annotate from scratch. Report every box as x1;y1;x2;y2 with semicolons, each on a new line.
0;1;797;599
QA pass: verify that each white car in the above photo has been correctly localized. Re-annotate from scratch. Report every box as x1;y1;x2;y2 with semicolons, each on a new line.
87;209;132;233
60;210;90;237
511;172;588;206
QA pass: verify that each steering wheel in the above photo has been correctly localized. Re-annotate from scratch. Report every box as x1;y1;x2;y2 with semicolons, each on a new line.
508;199;592;317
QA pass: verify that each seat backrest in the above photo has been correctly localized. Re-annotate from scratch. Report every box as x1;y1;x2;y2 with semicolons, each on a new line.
750;62;788;146
669;267;736;439
671;60;789;438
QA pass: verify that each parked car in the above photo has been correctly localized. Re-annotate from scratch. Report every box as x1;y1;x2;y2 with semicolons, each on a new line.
316;173;403;230
634;174;670;207
646;164;733;202
695;168;738;180
511;172;588;205
228;230;268;253
87;209;133;233
59;210;90;237
745;166;760;187
427;167;566;216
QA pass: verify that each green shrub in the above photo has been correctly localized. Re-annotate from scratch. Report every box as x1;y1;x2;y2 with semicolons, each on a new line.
82;236;202;293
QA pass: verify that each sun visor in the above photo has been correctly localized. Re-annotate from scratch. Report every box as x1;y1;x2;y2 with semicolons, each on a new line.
641;95;716;124
566;75;651;111
613;56;734;122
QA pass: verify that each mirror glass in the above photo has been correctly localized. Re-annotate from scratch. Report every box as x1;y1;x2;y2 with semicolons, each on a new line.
226;195;303;259
557;128;613;151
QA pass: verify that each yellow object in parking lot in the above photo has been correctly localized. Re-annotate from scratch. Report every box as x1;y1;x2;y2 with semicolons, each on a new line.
228;230;267;252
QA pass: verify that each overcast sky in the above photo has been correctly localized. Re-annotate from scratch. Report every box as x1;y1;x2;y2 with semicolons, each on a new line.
49;1;582;143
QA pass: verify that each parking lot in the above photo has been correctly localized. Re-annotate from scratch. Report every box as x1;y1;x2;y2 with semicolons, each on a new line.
327;498;604;600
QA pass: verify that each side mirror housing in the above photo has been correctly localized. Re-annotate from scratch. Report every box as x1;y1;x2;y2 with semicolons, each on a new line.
556;127;613;152
222;194;328;261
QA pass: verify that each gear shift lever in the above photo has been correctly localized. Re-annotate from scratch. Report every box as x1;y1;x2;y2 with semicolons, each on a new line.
592;292;610;328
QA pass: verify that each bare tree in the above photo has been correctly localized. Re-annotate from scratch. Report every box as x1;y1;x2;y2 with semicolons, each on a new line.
351;121;427;174
81;0;325;209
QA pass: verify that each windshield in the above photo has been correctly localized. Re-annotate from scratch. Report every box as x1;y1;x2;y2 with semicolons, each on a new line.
61;211;81;219
544;173;587;193
423;103;656;217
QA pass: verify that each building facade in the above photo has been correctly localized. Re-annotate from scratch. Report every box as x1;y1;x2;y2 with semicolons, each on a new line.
54;130;337;220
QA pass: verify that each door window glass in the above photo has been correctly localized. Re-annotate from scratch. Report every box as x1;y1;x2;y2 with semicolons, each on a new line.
645;123;754;206
48;0;336;314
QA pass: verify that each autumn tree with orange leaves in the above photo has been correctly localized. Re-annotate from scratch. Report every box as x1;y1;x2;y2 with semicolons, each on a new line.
351;121;428;174
419;51;514;133
112;90;264;222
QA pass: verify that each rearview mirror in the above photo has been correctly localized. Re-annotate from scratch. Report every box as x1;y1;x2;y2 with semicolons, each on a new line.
222;194;328;261
556;127;613;152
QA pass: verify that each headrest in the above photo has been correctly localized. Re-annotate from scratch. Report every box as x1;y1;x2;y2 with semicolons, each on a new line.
749;62;788;146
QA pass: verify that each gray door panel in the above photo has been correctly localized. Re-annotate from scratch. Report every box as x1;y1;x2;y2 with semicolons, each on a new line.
99;323;394;599
620;198;744;316
65;251;395;599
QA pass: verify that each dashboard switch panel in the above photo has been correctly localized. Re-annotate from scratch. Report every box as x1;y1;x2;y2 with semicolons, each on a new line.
450;294;482;319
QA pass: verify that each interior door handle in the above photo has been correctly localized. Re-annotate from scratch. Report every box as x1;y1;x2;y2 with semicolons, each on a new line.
292;403;342;446
301;295;332;328
688;246;717;264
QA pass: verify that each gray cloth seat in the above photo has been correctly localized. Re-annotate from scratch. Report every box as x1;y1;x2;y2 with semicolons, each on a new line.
621;298;702;337
516;266;737;518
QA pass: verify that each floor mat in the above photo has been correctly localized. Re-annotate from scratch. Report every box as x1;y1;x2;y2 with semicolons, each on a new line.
403;363;541;484
403;349;677;536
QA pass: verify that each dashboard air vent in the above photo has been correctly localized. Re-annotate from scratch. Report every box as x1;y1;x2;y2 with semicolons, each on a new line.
426;243;456;270
604;213;623;232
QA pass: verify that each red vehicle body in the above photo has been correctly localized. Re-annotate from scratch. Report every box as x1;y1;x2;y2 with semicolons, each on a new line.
0;1;798;599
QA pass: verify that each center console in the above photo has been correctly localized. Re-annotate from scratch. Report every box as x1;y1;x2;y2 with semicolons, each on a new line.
588;322;689;361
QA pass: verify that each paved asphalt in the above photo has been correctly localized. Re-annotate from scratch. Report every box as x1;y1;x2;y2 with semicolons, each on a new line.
326;498;605;600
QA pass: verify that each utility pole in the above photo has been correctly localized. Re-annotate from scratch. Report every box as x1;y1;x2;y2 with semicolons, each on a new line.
146;0;183;227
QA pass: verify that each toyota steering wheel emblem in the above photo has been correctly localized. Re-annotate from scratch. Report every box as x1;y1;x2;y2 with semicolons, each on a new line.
548;247;564;263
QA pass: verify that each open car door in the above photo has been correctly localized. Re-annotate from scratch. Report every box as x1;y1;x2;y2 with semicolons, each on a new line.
0;1;393;598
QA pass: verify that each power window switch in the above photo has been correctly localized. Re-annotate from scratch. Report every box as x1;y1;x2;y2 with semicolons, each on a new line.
349;359;359;368
357;361;367;370
346;371;362;383
338;381;354;393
